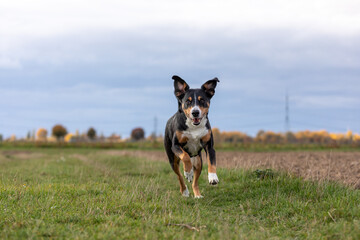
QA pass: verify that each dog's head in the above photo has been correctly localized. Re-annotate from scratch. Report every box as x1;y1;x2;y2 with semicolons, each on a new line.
172;75;219;126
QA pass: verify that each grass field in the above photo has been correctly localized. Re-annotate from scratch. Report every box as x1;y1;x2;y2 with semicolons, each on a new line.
1;149;359;239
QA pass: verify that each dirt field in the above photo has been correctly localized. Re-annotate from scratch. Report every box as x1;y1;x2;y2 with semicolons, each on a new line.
104;150;360;189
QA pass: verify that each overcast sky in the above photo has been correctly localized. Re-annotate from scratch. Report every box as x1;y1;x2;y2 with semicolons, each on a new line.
1;0;360;138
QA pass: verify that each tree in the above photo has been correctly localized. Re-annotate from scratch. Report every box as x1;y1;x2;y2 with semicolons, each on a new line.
0;134;3;142
212;128;222;145
52;124;67;140
255;130;265;142
285;131;296;143
87;127;96;140
9;135;16;142
131;127;145;141
36;128;48;141
64;133;74;143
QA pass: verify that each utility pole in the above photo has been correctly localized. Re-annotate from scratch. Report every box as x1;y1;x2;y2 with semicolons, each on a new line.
285;92;290;132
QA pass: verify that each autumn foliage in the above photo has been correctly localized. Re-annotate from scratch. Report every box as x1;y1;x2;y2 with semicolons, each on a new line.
212;128;360;147
36;128;48;141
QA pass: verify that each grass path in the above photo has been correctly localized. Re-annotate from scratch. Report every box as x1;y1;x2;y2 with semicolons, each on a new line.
0;149;359;239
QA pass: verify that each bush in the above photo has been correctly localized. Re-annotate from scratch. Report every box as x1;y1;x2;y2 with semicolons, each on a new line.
131;128;145;141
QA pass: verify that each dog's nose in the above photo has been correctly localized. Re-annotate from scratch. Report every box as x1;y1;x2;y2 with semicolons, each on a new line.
192;110;200;117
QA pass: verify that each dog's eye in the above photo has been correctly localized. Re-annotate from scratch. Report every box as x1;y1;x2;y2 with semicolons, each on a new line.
186;100;192;105
199;99;205;104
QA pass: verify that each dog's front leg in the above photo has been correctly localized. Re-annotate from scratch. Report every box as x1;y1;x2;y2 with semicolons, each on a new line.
171;136;193;183
205;143;219;185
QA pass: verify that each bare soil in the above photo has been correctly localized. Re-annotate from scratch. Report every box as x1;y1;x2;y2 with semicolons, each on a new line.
103;150;360;188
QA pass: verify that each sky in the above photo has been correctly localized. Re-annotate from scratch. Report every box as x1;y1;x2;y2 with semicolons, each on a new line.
1;0;360;138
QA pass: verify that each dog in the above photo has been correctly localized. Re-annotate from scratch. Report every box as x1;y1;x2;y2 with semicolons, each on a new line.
164;75;219;198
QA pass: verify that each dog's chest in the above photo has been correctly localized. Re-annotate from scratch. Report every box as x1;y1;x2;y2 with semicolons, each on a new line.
183;125;208;156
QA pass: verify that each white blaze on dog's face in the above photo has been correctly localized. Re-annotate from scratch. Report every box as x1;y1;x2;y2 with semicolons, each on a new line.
173;75;219;127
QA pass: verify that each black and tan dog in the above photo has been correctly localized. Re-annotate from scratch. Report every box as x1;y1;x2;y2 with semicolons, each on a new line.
164;75;219;198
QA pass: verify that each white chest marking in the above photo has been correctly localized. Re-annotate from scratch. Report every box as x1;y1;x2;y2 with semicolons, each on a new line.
183;118;208;156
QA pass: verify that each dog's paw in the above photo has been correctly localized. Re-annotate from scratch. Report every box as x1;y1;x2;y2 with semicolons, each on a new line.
194;195;203;199
184;169;194;183
208;173;219;185
182;187;189;197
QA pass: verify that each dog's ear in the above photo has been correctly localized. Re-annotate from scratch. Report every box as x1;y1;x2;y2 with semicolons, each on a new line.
201;77;219;98
172;75;190;100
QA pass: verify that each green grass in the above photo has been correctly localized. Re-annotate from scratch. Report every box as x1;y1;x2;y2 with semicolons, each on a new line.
0;149;359;239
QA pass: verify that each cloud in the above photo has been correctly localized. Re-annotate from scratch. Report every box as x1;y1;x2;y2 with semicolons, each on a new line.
1;1;360;137
3;26;360;79
293;95;360;109
0;83;175;137
0;83;172;109
1;0;360;38
0;57;21;69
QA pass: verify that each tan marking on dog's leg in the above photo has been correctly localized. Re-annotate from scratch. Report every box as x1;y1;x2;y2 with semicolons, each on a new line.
173;157;188;196
206;152;216;173
192;156;203;198
179;150;192;173
179;150;193;183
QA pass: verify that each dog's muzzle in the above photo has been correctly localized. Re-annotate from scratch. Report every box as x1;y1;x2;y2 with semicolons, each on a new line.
191;108;201;125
